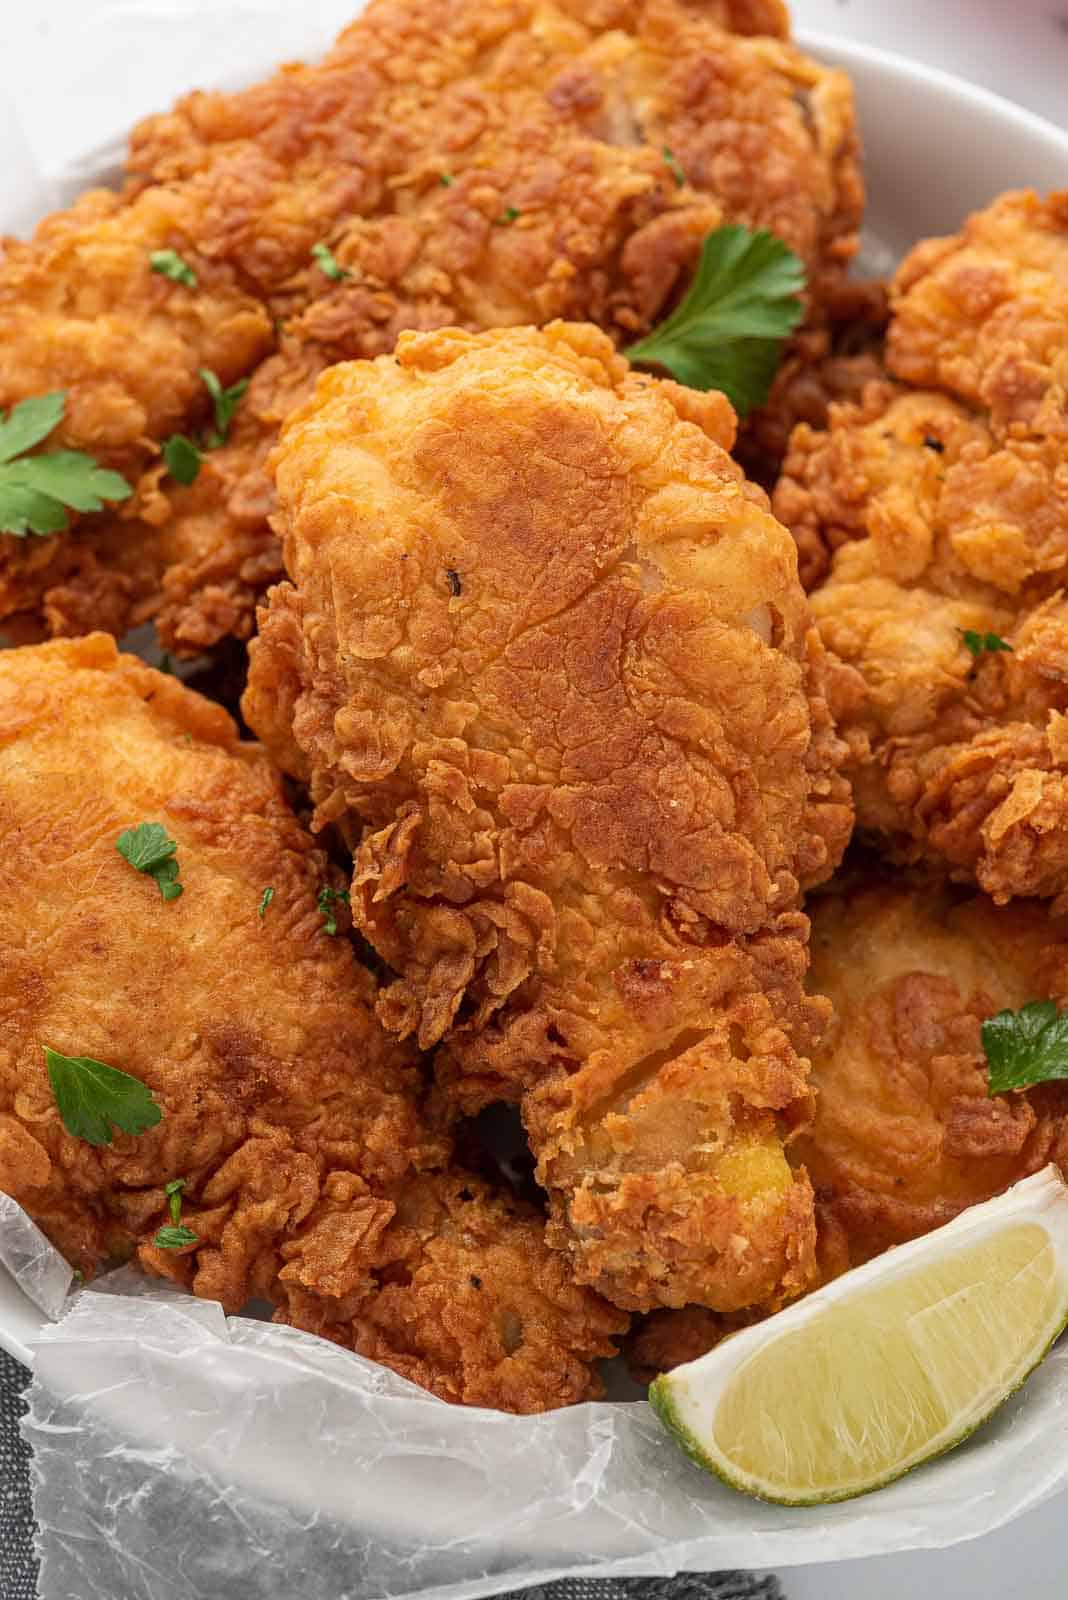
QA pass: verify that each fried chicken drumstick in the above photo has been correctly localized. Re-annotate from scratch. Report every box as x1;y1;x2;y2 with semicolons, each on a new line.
243;321;852;1316
0;0;862;652
775;191;1068;904
0;634;624;1411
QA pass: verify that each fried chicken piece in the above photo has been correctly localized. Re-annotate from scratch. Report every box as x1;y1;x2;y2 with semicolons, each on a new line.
0;633;623;1411
3;0;862;651
792;876;1068;1267
774;192;1068;902
243;322;851;1315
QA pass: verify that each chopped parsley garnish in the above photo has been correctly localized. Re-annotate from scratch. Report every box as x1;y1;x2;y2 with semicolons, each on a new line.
440;173;455;187
258;886;275;919
961;629;1013;659
150;249;198;288
624;224;805;416
493;206;521;226
153;1177;197;1249
663;147;686;187
115;822;184;902
317;884;350;936
200;368;248;448
0;393;132;537
312;242;350;281
983;1001;1068;1094
153;1225;198;1250
162;433;203;486
44;1046;162;1147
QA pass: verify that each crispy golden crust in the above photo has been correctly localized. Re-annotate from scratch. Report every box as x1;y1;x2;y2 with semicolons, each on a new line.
243;322;851;1314
0;0;861;650
774;193;1068;902
0;634;622;1411
793;877;1068;1266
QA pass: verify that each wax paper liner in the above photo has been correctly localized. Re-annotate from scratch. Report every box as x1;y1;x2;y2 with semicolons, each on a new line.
2;1205;1066;1600
3;4;1068;1595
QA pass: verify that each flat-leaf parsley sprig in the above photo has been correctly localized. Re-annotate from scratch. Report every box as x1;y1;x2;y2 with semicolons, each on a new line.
0;393;132;537
624;225;806;416
154;1177;198;1250
116;822;184;901
982;1000;1068;1094
44;1046;162;1147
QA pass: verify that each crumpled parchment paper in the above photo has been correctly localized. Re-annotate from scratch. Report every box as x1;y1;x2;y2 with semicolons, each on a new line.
3;5;1068;1596
4;1197;1068;1600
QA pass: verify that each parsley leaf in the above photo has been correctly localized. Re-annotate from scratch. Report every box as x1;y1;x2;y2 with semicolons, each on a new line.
116;822;184;902
199;368;248;449
150;249;198;288
663;147;686;187
258;886;275;919
0;393;132;537
440;173;454;187
624;225;805;415
44;1046;162;1147
162;434;202;486
153;1224;198;1250
493;206;521;226
164;1177;187;1224
317;884;350;936
962;629;1013;659
312;242;350;282
983;1000;1068;1093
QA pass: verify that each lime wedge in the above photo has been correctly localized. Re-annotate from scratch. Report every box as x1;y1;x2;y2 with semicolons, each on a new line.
650;1166;1068;1504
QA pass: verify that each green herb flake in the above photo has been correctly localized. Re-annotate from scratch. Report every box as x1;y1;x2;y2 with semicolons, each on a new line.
164;1177;187;1224
983;1000;1068;1094
317;884;351;936
312;242;351;282
0;392;132;537
663;147;686;187
162;434;202;487
199;368;249;449
624;224;806;416
150;249;198;288
153;1224;198;1251
258;886;275;920
961;629;1013;659
116;821;184;902
493;206;521;226
44;1046;162;1147
440;173;455;187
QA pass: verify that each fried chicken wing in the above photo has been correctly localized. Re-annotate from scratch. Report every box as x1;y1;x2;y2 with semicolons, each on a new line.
243;321;852;1315
1;0;862;651
793;877;1068;1266
0;633;624;1411
774;192;1068;902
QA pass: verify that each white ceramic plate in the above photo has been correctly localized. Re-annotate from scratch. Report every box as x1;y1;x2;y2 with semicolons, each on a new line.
2;28;1068;1582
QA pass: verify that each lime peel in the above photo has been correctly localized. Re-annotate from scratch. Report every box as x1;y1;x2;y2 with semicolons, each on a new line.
651;1166;1068;1505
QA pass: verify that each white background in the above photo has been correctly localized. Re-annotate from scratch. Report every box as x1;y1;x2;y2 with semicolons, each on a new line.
2;2;1067;1597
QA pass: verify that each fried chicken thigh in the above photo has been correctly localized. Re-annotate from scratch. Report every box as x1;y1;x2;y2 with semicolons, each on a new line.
0;634;623;1411
774;191;1068;903
1;0;862;651
243;322;852;1316
794;876;1068;1266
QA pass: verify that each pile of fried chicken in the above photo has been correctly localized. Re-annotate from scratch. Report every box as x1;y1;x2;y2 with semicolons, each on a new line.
1;0;1066;1414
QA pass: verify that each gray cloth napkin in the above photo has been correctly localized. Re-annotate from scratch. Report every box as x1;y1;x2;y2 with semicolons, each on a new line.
0;1347;783;1600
